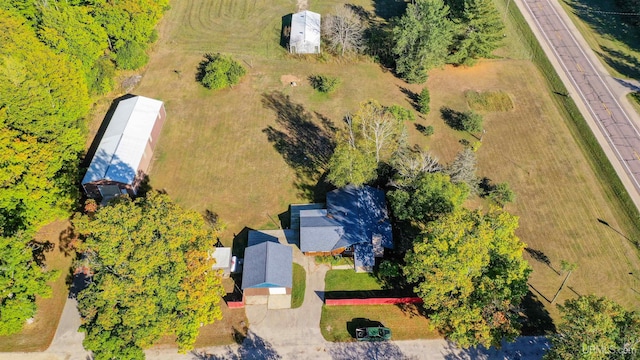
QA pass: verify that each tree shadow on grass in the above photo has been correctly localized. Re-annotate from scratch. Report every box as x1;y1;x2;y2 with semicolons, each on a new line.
440;107;465;131
520;290;556;336
372;0;407;20
262;91;336;201
399;86;420;112
524;247;560;275
562;0;640;53
598;46;640;81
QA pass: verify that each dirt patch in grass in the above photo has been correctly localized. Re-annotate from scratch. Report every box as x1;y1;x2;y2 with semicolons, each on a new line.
280;74;302;86
0;220;74;352
320;304;440;342
465;90;514;112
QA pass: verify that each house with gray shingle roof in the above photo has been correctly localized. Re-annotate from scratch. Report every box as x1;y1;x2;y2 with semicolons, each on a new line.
299;185;393;273
242;235;293;309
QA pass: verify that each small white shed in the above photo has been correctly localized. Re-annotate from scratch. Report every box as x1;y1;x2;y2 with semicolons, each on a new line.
210;247;232;277
289;10;321;54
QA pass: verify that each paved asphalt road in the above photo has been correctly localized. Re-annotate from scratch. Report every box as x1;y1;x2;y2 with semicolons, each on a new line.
517;0;640;206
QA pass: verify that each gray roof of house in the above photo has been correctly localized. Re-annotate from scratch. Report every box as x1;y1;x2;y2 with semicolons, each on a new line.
299;185;393;256
248;230;280;247
241;241;292;289
354;243;375;269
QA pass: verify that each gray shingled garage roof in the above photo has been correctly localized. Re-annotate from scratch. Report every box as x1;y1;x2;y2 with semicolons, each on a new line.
241;241;292;289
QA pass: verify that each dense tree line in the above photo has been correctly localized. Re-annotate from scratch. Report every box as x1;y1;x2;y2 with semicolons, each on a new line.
0;0;168;335
392;0;504;83
2;0;168;94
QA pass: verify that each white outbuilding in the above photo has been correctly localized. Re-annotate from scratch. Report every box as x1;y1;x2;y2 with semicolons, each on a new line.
289;10;321;54
82;96;166;201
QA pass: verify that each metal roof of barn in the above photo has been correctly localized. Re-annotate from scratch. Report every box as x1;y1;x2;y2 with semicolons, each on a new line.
82;96;163;186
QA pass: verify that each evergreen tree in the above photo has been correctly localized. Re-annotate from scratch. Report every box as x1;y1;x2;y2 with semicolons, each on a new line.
449;0;504;65
392;0;455;83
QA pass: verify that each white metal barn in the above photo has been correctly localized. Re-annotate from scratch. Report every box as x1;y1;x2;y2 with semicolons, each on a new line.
289;10;321;54
82;96;166;201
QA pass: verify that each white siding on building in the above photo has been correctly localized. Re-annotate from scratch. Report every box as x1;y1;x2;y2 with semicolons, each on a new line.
290;10;321;54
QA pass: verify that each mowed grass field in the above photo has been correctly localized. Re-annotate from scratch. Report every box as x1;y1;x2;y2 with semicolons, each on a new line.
129;0;640;337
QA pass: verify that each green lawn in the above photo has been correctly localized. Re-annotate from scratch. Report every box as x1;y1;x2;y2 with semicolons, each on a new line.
325;270;384;292
291;263;306;309
314;256;354;267
320;305;440;342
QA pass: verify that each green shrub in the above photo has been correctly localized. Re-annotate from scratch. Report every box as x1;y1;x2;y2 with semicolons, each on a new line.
309;74;341;93
418;87;431;114
461;111;483;133
387;104;415;121
442;107;484;132
489;182;515;206
417;124;434;136
197;53;246;90
114;41;149;70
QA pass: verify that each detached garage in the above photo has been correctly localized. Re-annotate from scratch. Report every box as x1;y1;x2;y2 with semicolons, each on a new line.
82;96;166;201
242;240;292;309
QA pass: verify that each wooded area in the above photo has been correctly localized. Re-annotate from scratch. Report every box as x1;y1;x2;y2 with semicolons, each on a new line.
0;0;168;336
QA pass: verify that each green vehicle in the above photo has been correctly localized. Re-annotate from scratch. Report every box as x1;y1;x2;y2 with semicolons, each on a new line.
355;326;392;341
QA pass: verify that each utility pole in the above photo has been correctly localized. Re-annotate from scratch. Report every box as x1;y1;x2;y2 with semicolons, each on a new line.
551;260;578;304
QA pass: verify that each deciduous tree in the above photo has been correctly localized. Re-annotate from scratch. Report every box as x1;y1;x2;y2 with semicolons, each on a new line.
327;100;407;187
0;9;90;235
74;193;225;359
197;53;246;90
37;3;111;93
392;147;441;180
545;295;640;360
0;234;57;335
388;172;468;222
355;100;405;163
404;208;531;348
392;0;455;83
323;5;365;56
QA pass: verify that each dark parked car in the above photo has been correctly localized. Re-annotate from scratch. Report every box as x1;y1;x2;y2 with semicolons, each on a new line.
355;326;392;341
